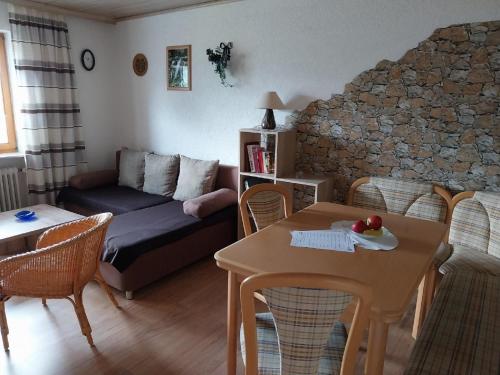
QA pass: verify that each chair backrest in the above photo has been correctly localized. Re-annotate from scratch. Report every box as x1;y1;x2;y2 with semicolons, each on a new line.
38;213;113;287
449;191;500;257
240;273;372;375
0;213;112;297
240;183;293;236
346;177;452;223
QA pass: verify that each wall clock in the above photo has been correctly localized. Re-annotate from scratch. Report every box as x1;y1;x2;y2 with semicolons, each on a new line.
133;53;148;76
81;49;95;71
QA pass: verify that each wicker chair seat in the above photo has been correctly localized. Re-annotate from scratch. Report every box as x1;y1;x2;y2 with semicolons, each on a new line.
240;312;348;375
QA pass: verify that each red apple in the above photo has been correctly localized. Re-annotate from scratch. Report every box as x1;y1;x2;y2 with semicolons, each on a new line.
367;215;383;230
352;220;368;233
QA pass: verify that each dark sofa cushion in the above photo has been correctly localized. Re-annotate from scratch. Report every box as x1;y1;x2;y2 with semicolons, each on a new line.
102;200;236;272
58;185;171;215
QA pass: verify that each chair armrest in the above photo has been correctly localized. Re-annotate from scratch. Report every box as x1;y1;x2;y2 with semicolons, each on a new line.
69;169;118;190
432;242;452;267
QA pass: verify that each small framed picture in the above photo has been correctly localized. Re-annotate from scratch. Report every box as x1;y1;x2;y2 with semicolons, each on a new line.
166;45;192;91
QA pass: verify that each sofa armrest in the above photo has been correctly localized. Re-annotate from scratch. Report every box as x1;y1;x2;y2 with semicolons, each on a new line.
69;169;118;190
183;188;238;218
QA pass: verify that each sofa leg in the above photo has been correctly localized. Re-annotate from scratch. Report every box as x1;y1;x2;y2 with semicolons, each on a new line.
125;291;134;300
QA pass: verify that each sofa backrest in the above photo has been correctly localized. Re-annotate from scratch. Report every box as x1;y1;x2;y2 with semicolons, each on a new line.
347;176;451;223
215;165;238;191
115;150;238;192
449;191;500;258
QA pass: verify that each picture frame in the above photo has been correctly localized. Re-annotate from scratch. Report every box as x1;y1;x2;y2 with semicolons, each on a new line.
166;45;192;91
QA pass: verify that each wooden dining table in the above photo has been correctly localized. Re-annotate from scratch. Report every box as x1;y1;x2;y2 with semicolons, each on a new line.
214;202;448;375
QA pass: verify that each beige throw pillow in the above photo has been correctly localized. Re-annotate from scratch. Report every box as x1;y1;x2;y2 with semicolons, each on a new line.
143;153;180;196
118;148;148;190
173;155;219;201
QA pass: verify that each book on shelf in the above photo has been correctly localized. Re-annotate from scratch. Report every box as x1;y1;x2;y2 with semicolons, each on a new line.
245;143;275;174
245;142;259;173
263;151;275;174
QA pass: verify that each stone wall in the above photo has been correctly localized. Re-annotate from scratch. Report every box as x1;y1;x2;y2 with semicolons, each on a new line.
288;20;499;208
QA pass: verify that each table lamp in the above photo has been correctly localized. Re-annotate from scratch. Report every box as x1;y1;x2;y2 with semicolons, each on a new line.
256;91;284;130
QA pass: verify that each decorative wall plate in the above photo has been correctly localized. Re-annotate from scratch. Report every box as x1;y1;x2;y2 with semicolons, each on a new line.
133;53;148;76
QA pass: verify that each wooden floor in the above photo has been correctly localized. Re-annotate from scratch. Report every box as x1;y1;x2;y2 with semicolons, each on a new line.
0;257;416;375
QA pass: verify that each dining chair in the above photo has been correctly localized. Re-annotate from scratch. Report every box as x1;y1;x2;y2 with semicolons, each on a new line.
240;272;372;375
240;183;293;237
347;177;452;223
346;177;452;335
0;212;113;351
439;191;500;276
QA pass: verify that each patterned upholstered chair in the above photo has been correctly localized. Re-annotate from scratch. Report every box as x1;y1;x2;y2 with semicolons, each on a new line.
240;273;372;375
404;271;500;375
405;192;500;375
346;177;452;222
240;183;293;237
439;191;500;276
0;213;113;351
346;177;452;335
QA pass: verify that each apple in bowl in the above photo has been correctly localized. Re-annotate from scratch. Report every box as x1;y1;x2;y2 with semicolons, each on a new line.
366;215;382;230
351;220;368;233
351;215;384;237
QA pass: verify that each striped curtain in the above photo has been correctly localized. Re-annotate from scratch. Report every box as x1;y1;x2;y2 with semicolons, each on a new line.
8;5;87;205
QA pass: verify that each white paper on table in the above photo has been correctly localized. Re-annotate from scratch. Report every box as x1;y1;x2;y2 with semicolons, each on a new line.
290;230;355;252
331;220;399;251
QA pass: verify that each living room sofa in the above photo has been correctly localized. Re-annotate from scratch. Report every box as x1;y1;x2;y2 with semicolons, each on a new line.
58;151;238;299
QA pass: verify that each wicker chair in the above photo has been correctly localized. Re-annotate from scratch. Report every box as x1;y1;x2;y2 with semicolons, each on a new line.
0;213;113;351
240;273;372;375
240;183;293;237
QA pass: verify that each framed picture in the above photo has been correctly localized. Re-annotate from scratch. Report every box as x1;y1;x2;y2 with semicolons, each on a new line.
166;45;192;91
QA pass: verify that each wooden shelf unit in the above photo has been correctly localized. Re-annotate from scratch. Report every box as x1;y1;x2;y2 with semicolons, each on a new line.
238;127;333;211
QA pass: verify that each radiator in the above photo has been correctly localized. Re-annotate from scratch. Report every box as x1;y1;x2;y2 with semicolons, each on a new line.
0;167;23;212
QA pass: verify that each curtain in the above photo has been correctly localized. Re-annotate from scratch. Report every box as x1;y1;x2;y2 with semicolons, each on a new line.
8;5;87;205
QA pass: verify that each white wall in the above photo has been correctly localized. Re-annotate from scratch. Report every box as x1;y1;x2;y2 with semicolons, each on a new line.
114;0;500;166
1;0;500;169
0;3;119;170
66;16;119;169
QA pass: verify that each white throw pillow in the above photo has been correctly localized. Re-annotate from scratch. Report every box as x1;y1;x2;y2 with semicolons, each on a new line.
173;155;219;201
143;153;180;196
118;148;148;190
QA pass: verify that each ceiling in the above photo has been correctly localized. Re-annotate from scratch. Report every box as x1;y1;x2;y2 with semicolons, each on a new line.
10;0;242;22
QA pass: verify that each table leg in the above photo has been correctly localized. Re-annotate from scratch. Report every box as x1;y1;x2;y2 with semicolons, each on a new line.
365;320;389;375
412;266;437;338
227;271;239;375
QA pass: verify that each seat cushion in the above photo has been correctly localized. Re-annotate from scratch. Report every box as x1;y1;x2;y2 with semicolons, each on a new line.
173;156;219;201
240;312;347;375
439;244;500;276
58;185;171;215
404;272;500;375
102;200;236;272
118;148;148;190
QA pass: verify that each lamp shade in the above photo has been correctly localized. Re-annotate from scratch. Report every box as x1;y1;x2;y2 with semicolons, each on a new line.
256;91;285;110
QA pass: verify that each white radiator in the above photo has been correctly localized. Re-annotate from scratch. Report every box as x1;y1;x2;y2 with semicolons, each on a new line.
0;167;23;212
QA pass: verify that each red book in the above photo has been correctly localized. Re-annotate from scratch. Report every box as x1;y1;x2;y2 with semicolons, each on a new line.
258;148;264;174
245;142;259;172
251;146;261;173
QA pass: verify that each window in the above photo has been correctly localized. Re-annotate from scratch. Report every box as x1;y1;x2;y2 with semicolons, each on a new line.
0;34;16;152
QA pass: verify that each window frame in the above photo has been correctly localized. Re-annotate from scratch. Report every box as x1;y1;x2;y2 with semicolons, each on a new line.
0;33;16;153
